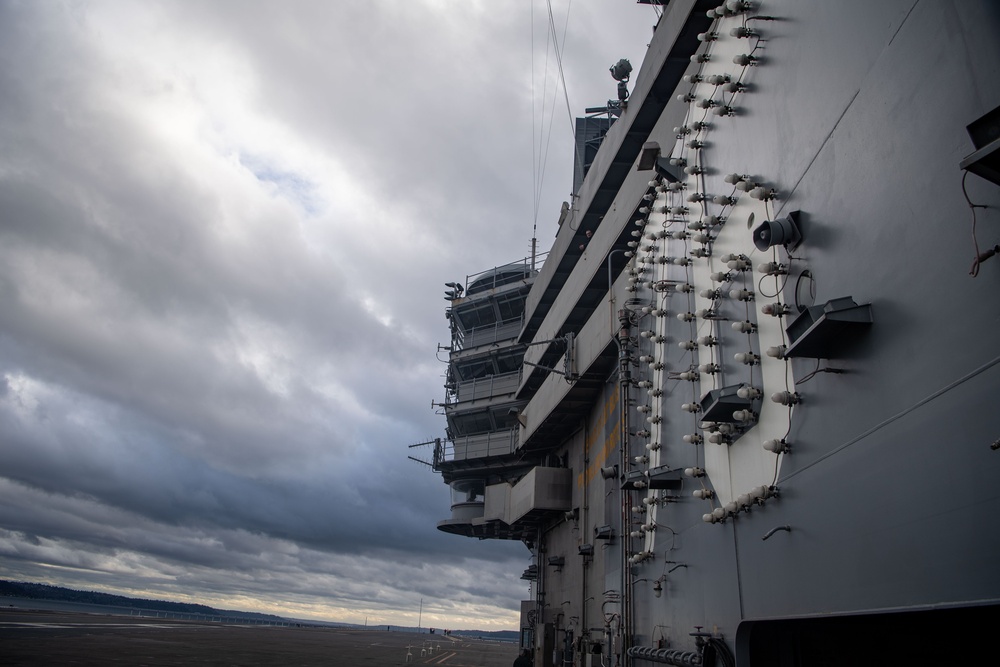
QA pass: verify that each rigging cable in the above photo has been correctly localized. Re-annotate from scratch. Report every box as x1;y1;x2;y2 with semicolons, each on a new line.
545;0;579;177
531;0;574;234
532;0;551;232
531;3;541;228
536;4;568;233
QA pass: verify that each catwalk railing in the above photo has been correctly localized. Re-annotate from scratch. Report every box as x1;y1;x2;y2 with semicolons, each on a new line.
452;316;523;352
462;253;547;297
453;371;521;403
440;429;518;462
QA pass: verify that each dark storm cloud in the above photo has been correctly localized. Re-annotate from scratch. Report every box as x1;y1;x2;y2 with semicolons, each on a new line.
0;0;657;624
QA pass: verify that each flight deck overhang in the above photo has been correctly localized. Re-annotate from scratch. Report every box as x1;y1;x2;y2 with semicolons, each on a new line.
516;269;634;453
518;344;617;454
519;0;714;347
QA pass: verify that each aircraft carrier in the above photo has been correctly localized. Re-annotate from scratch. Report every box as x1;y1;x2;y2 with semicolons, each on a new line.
430;1;1000;665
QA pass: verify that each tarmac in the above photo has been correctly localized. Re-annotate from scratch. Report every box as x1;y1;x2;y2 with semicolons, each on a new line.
0;607;521;666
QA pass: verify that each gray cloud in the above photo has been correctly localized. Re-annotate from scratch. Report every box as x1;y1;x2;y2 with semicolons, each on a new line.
0;0;656;626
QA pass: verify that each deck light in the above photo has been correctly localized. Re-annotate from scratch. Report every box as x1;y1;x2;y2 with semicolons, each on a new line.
726;0;754;12
757;261;787;275
708;432;730;444
771;391;800;406
749;186;776;201
763;439;788;453
761;303;791;317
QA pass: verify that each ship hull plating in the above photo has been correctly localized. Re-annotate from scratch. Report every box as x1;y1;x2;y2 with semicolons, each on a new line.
433;0;1000;664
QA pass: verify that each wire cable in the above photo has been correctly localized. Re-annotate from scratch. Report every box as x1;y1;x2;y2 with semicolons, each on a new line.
963;170;993;277
545;0;579;166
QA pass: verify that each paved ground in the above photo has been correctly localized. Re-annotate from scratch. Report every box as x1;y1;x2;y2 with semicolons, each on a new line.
0;608;520;666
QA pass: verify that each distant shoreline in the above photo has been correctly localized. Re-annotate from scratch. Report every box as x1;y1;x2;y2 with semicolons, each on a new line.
1;596;305;625
0;580;518;639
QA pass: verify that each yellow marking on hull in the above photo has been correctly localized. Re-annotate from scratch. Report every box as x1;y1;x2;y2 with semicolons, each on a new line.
577;389;620;488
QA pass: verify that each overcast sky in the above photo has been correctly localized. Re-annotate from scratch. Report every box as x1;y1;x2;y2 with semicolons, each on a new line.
0;0;659;628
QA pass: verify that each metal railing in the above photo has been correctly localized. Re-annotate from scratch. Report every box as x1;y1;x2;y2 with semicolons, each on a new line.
453;316;523;352
461;253;548;297
440;429;518;462
454;370;521;403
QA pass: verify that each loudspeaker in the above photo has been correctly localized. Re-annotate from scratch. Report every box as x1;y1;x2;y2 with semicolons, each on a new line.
752;212;801;251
